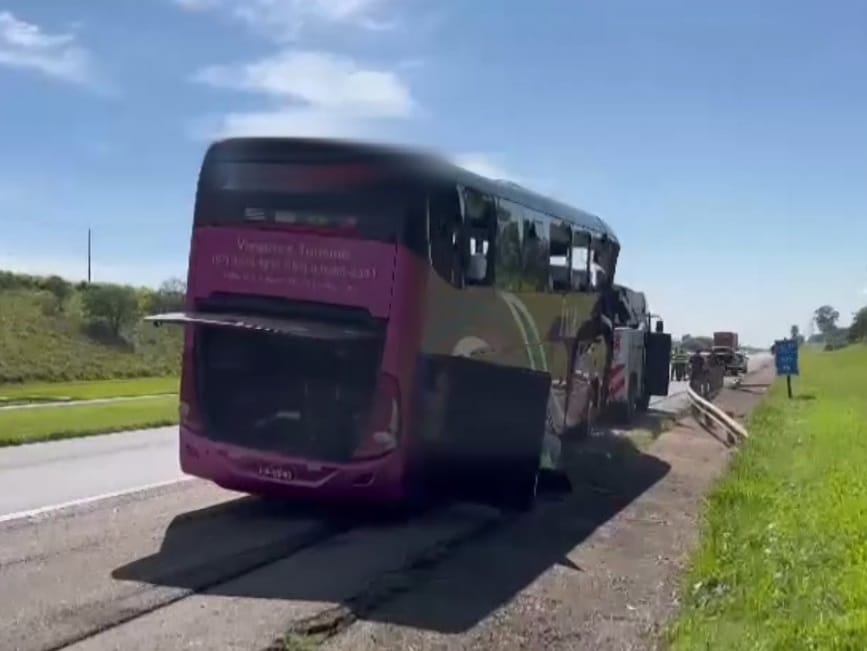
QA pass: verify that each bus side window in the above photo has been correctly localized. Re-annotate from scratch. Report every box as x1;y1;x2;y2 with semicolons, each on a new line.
428;185;463;287
461;187;496;286
522;212;549;292
589;235;617;290
494;199;524;291
571;229;592;291
549;220;572;292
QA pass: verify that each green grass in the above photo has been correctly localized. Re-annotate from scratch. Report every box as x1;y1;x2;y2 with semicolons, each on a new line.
0;376;178;405
667;345;867;650
0;395;179;446
0;289;181;384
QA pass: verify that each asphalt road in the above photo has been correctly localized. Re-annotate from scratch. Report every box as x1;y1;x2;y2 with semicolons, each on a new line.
0;353;771;520
0;354;775;651
0;479;500;651
0;427;184;519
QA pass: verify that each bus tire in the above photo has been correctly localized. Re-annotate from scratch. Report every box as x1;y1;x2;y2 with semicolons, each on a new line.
501;461;539;512
622;374;638;423
574;378;599;440
636;388;651;412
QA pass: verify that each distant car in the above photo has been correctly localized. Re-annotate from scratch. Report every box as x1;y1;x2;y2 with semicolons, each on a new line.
734;352;748;375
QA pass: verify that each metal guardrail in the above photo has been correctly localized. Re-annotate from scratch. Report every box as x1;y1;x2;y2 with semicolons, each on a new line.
686;383;749;441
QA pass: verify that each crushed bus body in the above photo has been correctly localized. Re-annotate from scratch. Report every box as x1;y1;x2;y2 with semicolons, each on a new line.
147;136;668;511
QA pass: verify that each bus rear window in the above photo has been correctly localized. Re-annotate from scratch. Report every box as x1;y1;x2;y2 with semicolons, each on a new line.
194;160;419;242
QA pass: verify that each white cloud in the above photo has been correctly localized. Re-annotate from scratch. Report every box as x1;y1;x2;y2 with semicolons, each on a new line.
194;50;414;139
173;0;394;41
452;153;520;182
0;11;99;87
196;50;413;118
209;107;385;139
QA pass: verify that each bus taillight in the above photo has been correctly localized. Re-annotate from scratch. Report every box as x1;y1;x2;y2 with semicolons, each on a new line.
353;373;401;459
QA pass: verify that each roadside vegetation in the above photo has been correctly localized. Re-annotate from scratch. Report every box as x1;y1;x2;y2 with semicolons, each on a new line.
668;344;867;649
0;271;183;384
0;270;182;443
0;377;178;406
0;395;179;446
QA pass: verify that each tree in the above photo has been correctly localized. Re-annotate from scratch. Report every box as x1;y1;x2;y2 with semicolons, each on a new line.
81;283;140;337
790;324;805;345
850;306;867;343
138;278;187;315
153;277;186;312
42;275;72;313
814;305;840;336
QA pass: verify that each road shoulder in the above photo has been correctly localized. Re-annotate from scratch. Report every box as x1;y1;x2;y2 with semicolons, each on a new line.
320;364;775;651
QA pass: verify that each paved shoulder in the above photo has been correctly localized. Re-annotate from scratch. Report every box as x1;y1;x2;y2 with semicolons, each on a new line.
320;365;775;651
0;427;183;517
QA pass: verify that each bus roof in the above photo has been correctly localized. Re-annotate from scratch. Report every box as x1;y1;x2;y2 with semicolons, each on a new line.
206;137;619;245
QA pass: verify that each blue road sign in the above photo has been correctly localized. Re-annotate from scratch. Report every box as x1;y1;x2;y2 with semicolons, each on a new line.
774;338;800;376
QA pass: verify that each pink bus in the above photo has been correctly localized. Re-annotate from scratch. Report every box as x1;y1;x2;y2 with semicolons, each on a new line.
148;137;631;510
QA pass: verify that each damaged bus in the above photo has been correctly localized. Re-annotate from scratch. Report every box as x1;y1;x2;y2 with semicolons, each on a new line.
147;137;632;510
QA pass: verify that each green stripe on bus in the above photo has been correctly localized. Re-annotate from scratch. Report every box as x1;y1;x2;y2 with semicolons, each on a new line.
499;292;548;372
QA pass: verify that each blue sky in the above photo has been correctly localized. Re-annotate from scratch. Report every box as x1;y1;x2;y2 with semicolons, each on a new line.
1;0;865;346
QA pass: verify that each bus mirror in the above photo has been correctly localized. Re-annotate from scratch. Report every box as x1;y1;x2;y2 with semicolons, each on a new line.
655;320;664;334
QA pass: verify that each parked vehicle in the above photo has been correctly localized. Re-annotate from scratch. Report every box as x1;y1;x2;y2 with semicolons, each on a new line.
606;285;671;423
147;136;654;511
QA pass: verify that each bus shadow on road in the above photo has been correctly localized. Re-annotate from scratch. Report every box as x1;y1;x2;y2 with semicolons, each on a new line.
112;433;669;635
348;432;672;634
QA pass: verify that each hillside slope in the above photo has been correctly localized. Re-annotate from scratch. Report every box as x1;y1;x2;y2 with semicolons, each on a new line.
0;284;181;384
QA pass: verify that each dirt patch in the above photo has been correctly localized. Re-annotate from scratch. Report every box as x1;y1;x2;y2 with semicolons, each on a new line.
318;364;775;651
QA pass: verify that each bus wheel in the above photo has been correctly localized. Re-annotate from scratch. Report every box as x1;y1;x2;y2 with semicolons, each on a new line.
574;379;598;440
621;375;638;423
501;461;539;512
636;387;651;412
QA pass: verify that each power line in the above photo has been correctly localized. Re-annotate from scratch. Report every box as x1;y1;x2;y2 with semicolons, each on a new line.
87;228;92;284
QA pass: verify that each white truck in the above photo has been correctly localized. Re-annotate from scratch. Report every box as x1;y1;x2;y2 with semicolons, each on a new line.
606;285;672;423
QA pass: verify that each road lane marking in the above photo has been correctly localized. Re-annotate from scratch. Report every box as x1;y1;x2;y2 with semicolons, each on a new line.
0;477;195;524
0;393;176;411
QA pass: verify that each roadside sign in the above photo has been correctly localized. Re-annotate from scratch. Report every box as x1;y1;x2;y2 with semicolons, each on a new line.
774;339;799;376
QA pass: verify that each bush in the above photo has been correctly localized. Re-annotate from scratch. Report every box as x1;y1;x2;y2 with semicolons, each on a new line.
81;283;141;337
0;270;184;384
42;275;72;314
141;278;186;315
850;307;867;343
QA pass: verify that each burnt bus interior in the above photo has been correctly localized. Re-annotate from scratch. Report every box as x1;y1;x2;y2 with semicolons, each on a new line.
190;294;386;463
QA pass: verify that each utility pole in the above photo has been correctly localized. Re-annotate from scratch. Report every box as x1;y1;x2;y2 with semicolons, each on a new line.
87;228;92;284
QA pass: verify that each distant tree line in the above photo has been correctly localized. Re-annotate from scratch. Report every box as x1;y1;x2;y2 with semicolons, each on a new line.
0;270;185;339
677;334;714;352
805;303;867;350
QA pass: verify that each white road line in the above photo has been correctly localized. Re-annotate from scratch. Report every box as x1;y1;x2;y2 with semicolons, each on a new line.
0;477;195;524
0;393;176;411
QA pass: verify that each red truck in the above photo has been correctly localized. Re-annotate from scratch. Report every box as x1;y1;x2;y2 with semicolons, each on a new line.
713;331;739;350
712;331;745;375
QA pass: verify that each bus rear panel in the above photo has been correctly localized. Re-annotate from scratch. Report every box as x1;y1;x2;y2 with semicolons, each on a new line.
171;140;430;505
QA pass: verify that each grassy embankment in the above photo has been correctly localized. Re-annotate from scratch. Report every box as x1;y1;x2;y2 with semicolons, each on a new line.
668;345;867;649
0;396;179;446
0;376;178;405
0;275;182;444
